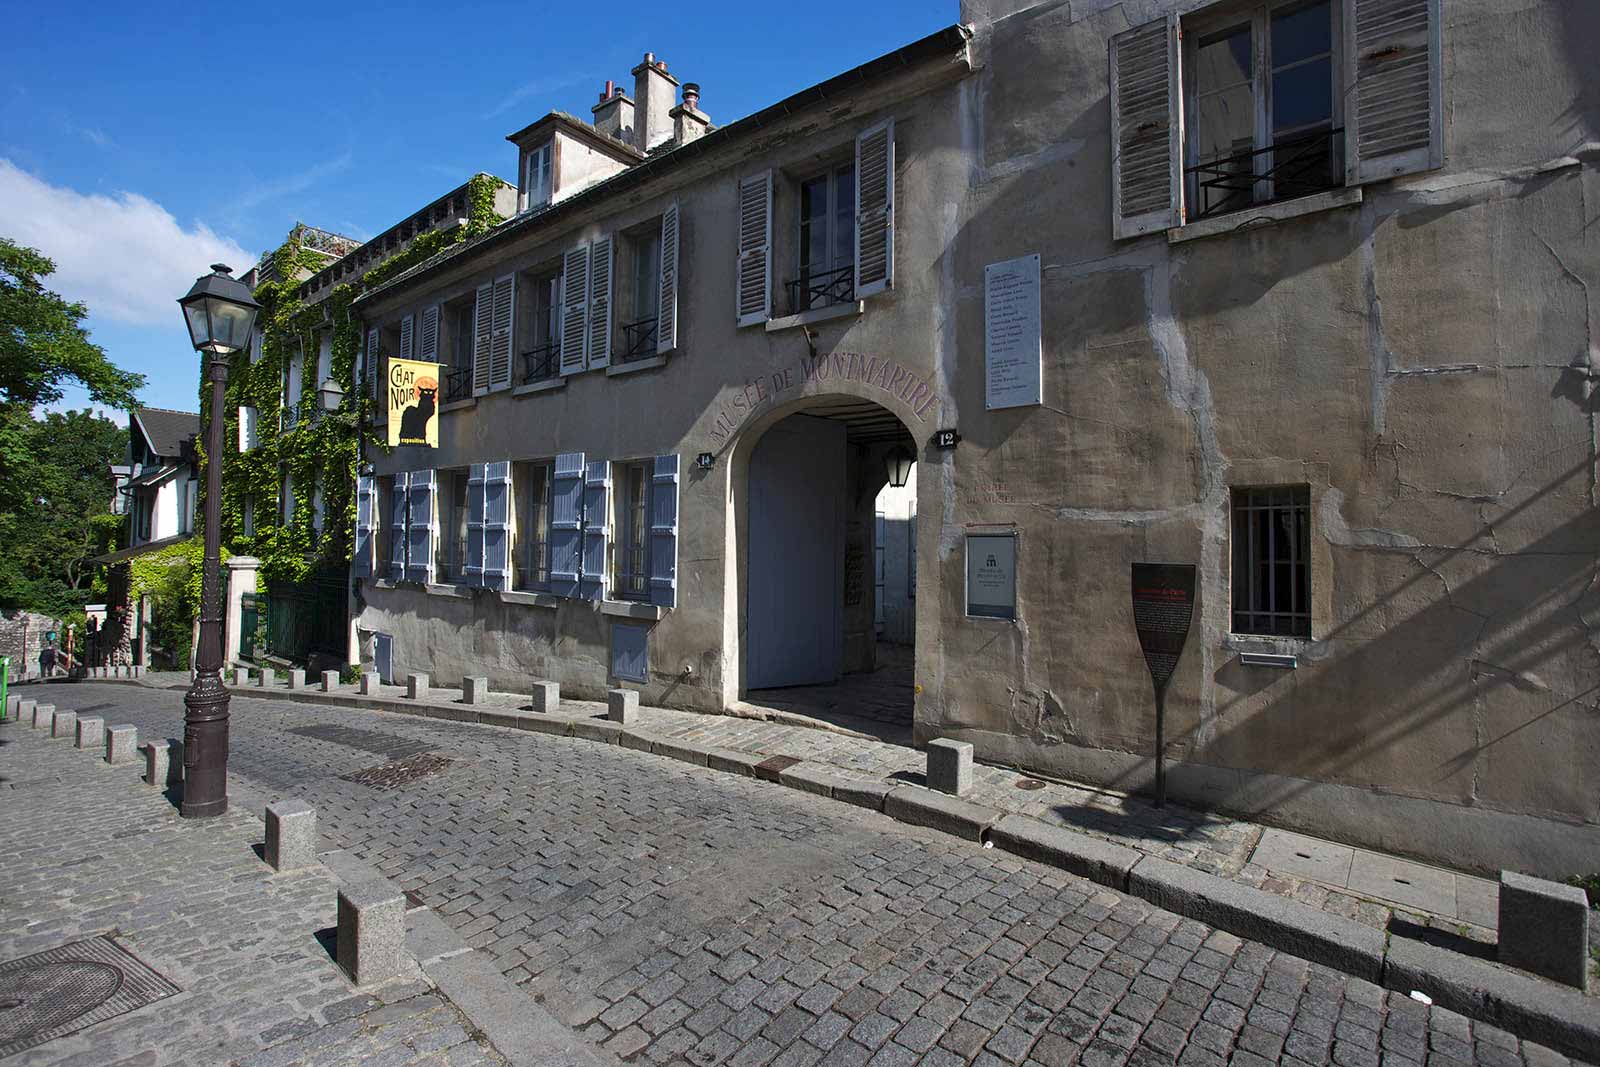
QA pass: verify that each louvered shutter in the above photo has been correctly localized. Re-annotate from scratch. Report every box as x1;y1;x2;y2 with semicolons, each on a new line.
649;454;679;608
238;406;257;452
399;314;415;360
389;472;409;581
419;305;440;364
365;327;380;401
1109;15;1183;239
464;463;487;587
353;474;374;578
580;460;612;602
549;452;585;598
406;468;436;584
472;281;494;395
483;461;512;592
559;245;590;374
1344;0;1442;184
657;202;680;355
586;236;614;370
854;120;895;299
736;171;772;326
490;274;515;389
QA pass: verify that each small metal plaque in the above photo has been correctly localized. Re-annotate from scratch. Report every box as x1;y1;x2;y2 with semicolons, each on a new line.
0;936;179;1056
1131;563;1197;697
933;429;960;449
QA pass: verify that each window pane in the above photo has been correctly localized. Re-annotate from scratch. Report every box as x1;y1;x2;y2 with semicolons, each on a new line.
800;176;828;274
1272;58;1333;135
1271;1;1331;69
634;234;661;320
1196;25;1253;94
1197;88;1256;161
833;166;855;270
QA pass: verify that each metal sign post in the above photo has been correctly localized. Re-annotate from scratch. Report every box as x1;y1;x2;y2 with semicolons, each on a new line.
1130;563;1197;807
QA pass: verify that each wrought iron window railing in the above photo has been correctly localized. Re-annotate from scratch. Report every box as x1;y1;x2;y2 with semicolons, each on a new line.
441;536;469;583
784;264;855;316
1186;128;1344;222
282;401;301;430
516;536;550;591
617;318;658;364
445;367;471;402
521;342;559;384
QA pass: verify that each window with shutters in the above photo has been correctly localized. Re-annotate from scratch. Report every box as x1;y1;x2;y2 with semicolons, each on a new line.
283;345;304;430
513;460;554;590
522;142;553;213
280;468;295;526
443;293;476;403
373;479;393;571
613;461;653;601
515;264;563;385
1230;485;1311;637
1184;0;1343;221
616;222;662;365
436;468;471;582
788;162;856;314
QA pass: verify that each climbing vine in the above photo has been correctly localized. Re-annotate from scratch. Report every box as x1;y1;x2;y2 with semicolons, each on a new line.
205;175;508;589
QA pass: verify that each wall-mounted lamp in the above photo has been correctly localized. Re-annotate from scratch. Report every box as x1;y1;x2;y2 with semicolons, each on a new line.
695;452;716;471
885;445;915;488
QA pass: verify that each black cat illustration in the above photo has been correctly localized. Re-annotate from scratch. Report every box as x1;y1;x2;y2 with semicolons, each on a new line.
399;376;437;444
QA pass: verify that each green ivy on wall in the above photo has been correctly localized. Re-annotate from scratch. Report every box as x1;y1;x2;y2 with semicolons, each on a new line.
205;175;506;590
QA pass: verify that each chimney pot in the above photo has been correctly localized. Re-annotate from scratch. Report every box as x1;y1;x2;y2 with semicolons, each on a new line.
682;82;701;109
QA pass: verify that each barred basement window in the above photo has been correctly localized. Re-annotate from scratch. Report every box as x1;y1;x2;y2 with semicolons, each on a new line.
1230;485;1310;637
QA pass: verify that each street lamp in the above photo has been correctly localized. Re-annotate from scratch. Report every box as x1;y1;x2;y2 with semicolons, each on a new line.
176;264;260;819
316;377;345;414
885;444;915;488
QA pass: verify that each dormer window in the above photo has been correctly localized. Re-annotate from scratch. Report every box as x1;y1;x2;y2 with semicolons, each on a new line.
523;142;552;212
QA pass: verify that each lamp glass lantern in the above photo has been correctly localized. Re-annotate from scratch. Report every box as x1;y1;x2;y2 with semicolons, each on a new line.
885;445;915;488
178;263;260;356
317;377;345;412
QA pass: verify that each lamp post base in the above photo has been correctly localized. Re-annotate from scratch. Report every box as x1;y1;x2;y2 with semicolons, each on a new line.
180;673;230;819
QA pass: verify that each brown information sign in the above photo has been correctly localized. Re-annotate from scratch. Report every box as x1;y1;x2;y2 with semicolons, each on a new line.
1131;562;1196;807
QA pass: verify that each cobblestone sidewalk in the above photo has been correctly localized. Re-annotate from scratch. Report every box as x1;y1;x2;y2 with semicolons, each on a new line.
0;715;505;1067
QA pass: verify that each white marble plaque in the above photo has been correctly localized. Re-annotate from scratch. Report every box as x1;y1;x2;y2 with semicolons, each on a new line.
984;254;1042;410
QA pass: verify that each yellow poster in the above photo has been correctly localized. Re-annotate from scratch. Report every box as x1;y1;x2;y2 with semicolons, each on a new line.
387;358;441;447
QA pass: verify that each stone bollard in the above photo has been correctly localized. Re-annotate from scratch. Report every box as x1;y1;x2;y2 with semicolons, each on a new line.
4;694;18;720
105;725;138;765
321;670;340;692
607;688;639;725
1498;870;1591;988
76;717;104;750
927;738;974;797
51;710;77;739
231;667;251;686
17;699;35;725
530;680;560;714
337;876;406;986
257;668;276;688
34;704;56;731
406;672;428;700
287;668;306;690
264;799;317;872
462;677;489;705
140;739;184;788
359;671;380;695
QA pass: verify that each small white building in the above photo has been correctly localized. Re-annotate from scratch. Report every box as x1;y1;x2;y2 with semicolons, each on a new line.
124;407;200;547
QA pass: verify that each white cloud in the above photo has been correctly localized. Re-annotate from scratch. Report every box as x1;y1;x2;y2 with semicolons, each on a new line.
0;159;253;326
233;152;352;211
485;73;585;119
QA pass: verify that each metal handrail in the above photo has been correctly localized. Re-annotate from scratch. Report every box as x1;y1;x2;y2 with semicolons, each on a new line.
785;264;855;316
1185;127;1343;221
522;342;559;384
617;318;658;364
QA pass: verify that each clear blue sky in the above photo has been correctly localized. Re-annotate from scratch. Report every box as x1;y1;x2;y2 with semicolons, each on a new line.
0;1;953;415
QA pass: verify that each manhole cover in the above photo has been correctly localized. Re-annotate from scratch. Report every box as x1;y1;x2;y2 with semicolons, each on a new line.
341;752;455;790
1016;778;1047;791
0;936;179;1056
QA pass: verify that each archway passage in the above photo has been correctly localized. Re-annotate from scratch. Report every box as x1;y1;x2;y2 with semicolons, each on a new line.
742;398;917;743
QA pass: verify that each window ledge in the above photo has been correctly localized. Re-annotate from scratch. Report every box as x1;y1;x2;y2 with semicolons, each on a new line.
1167;186;1363;245
425;582;472;599
600;599;665;620
500;589;560;608
440;397;475;413
1224;634;1312;666
605;356;668;377
369;578;395;590
765;301;864;333
512;377;565;397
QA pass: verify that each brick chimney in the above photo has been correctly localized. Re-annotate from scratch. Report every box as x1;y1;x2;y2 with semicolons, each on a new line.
632;52;680;152
591;80;635;143
670;82;711;147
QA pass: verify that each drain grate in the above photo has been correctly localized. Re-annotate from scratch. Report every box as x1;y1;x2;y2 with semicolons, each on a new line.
341;752;455;790
0;936;179;1056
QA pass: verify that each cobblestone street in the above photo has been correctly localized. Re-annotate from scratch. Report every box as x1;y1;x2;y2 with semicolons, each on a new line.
10;682;1585;1067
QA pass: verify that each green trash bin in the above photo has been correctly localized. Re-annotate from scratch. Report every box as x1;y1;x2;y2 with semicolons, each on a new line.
0;656;9;722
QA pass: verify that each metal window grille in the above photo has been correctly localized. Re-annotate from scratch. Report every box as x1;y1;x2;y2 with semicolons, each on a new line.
1231;486;1310;637
615;463;650;601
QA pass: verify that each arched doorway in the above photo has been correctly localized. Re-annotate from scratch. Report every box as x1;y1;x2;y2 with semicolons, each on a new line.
735;395;919;741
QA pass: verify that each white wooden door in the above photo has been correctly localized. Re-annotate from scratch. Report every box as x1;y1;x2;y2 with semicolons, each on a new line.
747;415;846;689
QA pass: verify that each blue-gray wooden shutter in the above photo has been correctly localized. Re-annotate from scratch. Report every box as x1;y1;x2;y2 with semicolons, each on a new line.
650;454;679;608
353;474;375;578
550;452;585;598
389;472;409;581
419;305;440;364
464;463;487;587
586;237;614;370
580;460;612;602
559;246;590;375
736;171;772;327
656;202;680;355
483;461;512;591
472;281;494;395
365;326;380;401
854;119;895;298
406;469;436;584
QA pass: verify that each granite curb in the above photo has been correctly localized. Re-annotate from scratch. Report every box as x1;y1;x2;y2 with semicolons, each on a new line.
105;674;1599;1059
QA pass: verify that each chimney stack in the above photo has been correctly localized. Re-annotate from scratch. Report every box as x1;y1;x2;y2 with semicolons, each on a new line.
632;52;680;152
670;82;711;147
592;79;634;143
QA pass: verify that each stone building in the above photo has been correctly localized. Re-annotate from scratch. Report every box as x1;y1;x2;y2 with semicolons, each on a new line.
348;0;1599;878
